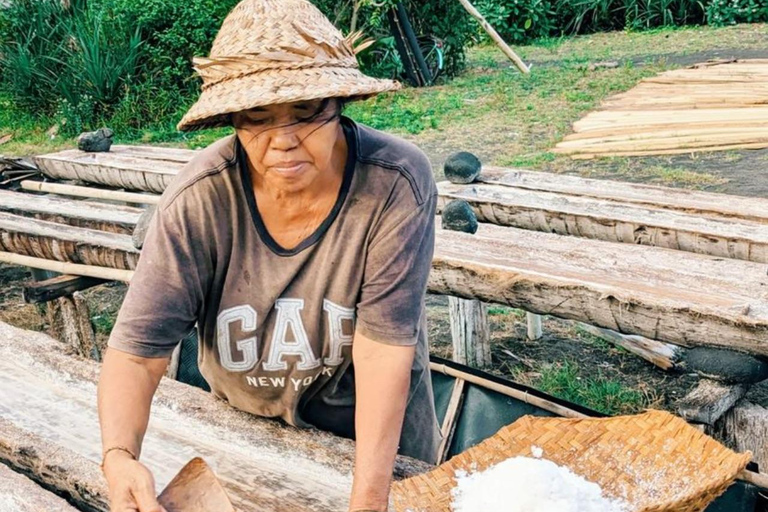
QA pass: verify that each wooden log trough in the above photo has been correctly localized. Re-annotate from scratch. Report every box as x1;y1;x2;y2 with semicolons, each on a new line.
32;145;194;193
0;321;429;512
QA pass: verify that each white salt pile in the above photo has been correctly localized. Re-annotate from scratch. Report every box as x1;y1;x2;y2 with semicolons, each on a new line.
451;457;628;512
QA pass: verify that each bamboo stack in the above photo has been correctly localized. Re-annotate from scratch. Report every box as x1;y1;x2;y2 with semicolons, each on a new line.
554;59;768;158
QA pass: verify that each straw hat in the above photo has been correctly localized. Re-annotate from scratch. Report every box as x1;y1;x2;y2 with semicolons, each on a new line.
177;0;401;131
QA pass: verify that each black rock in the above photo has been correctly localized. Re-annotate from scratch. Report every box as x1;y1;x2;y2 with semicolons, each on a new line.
77;127;114;152
441;199;478;234
444;152;482;184
683;347;768;384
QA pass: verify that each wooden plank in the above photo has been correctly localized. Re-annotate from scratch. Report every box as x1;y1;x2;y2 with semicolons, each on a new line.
437;378;465;464
0;252;134;282
676;380;747;426
478;167;768;224
21;180;161;206
0;212;139;270
437;181;768;263
578;323;682;371
431;223;768;356
569;141;768;158
448;297;491;367
0;189;142;234
429;362;589;419
23;274;107;303
0;321;430;512
0;463;81;512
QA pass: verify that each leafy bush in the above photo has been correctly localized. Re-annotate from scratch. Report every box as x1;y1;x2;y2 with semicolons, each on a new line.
706;0;768;25
475;0;557;43
555;0;707;33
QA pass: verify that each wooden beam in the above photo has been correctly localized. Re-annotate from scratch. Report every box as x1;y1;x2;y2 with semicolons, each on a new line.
437;378;465;464
21;180;160;205
437;180;768;263
455;0;530;74
676;380;747;426
0;252;134;282
431;223;768;357
23;274;107;304
479;167;768;224
0;211;139;270
578;323;683;371
0;321;430;512
430;362;588;419
449;297;491;367
0;188;142;234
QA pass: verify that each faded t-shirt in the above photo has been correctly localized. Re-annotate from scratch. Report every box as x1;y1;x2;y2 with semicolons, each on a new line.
108;117;442;463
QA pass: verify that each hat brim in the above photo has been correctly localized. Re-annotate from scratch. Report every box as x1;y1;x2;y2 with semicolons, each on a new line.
177;67;401;132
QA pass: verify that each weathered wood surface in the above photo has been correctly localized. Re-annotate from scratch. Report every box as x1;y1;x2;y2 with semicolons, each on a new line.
714;400;768;469
676;380;748;426
437;180;768;263
577;323;683;371
478;167;768;224
23;274;107;304
0;189;142;234
32;145;196;193
448;297;491;367
21;180;161;206
46;291;100;360
430;223;768;357
0;212;139;269
0;321;430;512
0;463;81;512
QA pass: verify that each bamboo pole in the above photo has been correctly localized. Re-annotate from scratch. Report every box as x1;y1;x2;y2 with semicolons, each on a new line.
455;0;530;74
0;251;134;282
21;180;161;205
430;362;589;419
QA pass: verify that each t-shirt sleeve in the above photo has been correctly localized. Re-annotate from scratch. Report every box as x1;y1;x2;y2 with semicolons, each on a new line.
355;186;437;346
108;197;213;358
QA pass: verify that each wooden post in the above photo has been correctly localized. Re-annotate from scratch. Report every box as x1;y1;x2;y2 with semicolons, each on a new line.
449;297;491;367
45;291;98;360
714;400;768;469
456;0;530;74
526;312;543;341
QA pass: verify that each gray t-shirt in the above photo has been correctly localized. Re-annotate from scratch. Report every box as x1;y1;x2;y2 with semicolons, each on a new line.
108;117;441;463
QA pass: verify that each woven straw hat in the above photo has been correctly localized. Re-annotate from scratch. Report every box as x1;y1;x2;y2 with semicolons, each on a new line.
177;0;401;131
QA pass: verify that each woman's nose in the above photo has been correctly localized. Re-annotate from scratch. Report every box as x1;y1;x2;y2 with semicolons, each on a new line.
269;125;301;151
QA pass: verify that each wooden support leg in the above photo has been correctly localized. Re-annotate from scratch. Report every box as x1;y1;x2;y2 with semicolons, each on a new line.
45;291;98;360
449;297;491;368
713;400;768;469
526;312;543;341
437;378;466;464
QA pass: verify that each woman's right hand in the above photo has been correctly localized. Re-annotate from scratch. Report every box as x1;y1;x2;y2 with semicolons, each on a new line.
102;451;168;512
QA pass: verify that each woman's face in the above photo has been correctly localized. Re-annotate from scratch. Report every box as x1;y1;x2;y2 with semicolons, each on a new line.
232;99;343;194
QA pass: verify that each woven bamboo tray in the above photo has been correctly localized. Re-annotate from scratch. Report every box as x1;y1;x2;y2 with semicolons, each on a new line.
391;410;751;512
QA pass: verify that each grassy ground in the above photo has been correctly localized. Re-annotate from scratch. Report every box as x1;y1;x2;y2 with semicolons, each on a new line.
1;23;767;414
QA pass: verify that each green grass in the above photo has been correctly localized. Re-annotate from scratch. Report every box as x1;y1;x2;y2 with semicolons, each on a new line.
0;23;764;170
529;360;649;415
91;311;117;335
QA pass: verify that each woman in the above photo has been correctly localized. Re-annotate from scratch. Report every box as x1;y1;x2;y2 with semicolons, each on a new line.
97;0;441;511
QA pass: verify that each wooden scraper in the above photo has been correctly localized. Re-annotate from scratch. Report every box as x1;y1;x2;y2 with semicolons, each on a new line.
158;458;235;512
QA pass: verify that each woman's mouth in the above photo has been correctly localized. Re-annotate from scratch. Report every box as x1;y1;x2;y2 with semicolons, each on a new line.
270;162;308;176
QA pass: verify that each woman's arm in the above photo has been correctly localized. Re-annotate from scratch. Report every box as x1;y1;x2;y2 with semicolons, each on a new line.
98;347;170;511
349;331;416;512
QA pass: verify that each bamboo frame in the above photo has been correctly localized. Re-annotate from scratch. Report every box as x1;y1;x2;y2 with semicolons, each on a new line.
21;180;161;205
0;251;134;282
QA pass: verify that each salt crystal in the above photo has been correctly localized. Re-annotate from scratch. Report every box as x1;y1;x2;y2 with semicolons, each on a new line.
531;445;543;458
451;457;628;512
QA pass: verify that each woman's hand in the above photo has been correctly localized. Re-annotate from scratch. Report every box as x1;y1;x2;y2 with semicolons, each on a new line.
102;450;167;512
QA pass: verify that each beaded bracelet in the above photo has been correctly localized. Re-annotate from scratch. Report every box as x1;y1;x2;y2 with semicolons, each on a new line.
100;446;137;471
